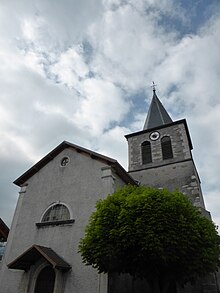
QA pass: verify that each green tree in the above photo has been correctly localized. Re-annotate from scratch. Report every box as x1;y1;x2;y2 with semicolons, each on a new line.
79;185;220;293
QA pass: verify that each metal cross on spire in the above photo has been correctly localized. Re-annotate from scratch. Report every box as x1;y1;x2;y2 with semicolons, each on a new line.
151;81;157;93
143;81;173;130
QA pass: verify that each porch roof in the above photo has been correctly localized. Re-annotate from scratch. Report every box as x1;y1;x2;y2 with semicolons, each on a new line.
8;245;71;272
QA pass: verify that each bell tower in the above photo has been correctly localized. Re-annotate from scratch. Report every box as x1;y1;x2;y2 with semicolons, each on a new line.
125;88;209;217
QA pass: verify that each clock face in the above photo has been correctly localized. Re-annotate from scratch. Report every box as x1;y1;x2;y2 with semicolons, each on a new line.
150;131;160;141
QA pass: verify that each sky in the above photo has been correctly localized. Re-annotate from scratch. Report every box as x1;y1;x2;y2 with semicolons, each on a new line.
1;0;220;228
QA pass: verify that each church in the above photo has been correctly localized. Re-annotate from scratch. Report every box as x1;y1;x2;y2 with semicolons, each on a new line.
0;89;218;293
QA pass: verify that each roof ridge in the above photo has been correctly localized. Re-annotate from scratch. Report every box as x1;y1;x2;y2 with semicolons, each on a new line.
13;141;137;186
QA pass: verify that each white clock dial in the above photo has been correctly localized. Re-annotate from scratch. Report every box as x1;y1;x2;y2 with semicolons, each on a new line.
150;131;160;141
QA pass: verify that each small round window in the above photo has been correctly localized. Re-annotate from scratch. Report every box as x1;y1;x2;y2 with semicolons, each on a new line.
61;157;69;166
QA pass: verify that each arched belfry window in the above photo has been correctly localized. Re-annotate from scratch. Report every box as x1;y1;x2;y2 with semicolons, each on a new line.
161;136;173;160
42;204;70;222
141;141;152;164
34;266;55;293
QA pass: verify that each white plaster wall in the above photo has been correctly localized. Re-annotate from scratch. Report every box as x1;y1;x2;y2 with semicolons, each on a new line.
0;186;26;293
0;147;127;293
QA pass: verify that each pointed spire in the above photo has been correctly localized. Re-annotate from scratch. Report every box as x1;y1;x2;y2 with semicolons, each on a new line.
143;86;173;130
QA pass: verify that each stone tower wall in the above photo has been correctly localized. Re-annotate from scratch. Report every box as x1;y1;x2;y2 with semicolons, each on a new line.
129;160;205;210
127;122;191;172
126;120;207;212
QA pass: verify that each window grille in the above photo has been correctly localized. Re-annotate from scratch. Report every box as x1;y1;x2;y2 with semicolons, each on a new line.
42;204;70;222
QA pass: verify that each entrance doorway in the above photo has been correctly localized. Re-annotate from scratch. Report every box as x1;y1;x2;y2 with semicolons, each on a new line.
34;266;55;293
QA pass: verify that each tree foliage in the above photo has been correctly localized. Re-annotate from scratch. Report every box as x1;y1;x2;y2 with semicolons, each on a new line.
79;185;220;290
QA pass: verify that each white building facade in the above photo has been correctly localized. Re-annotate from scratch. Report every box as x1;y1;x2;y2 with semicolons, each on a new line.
0;142;136;293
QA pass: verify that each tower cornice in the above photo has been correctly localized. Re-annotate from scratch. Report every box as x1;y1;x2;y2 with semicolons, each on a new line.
125;119;193;150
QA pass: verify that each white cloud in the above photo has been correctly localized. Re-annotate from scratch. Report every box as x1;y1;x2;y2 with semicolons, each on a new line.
22;18;41;41
97;126;130;168
74;78;131;135
50;46;89;89
88;3;175;92
0;0;220;230
203;189;220;230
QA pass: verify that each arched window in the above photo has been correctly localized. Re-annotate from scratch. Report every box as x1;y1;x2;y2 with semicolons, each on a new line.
42;204;70;222
141;141;152;164
161;136;173;160
34;266;55;293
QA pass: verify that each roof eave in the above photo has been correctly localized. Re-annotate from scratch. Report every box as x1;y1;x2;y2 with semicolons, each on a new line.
0;218;10;241
14;141;137;186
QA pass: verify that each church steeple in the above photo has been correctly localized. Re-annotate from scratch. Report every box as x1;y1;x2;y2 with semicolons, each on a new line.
143;88;173;130
125;86;208;218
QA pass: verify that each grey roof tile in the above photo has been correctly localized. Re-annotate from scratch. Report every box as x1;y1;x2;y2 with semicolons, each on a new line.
143;90;173;130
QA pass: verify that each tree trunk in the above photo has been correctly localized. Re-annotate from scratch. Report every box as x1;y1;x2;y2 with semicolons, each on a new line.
150;277;174;293
151;278;161;293
161;279;178;293
150;277;177;293
161;279;170;293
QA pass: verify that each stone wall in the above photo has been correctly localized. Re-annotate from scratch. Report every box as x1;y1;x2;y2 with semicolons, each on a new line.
129;160;205;209
127;122;191;172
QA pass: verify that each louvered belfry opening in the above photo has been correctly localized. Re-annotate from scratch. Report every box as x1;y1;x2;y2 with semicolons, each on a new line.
34;266;55;293
141;141;152;164
161;136;173;160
